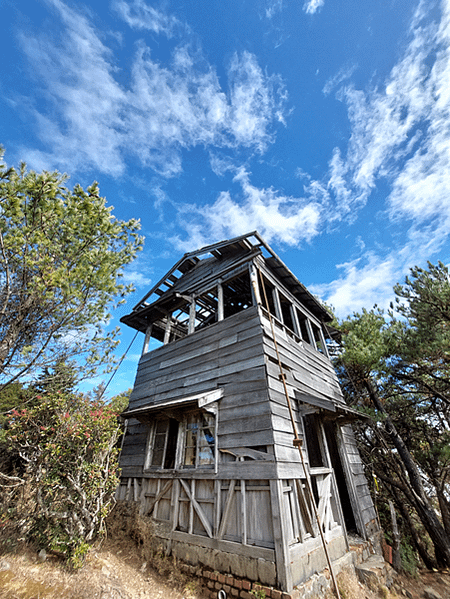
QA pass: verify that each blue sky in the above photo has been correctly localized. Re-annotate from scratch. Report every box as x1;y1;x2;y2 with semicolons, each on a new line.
2;0;450;395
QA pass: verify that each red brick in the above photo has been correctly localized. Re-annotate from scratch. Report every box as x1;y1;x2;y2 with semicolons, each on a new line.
211;572;218;581
233;579;243;590
215;582;222;591
242;580;252;591
231;589;239;597
207;581;215;589
218;574;226;584
226;575;235;586
203;571;211;580
271;590;282;599
224;585;231;594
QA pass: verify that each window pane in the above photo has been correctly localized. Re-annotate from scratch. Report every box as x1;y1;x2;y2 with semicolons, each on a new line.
198;413;215;467
183;414;197;468
151;420;168;467
183;412;215;468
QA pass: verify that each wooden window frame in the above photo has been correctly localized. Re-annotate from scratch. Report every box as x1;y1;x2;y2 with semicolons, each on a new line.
144;408;218;472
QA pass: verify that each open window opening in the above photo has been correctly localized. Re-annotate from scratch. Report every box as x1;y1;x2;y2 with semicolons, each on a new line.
146;417;179;470
296;308;312;345
260;275;277;317
279;293;295;331
222;270;253;318
310;322;328;356
303;413;325;469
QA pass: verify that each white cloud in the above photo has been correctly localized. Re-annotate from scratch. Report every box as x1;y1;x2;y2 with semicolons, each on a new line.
170;167;324;251
112;0;182;36
303;0;324;15
17;1;288;177
329;1;449;224
310;253;398;316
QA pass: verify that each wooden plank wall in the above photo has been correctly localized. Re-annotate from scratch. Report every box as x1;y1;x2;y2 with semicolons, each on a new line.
339;424;377;528
261;315;342;470
121;307;275;475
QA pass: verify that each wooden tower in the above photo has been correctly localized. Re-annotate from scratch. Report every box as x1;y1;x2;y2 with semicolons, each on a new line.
117;232;379;592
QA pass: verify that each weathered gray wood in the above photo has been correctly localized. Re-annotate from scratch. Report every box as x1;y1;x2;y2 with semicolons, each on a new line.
218;479;236;540
180;478;213;538
270;479;293;591
161;529;275;561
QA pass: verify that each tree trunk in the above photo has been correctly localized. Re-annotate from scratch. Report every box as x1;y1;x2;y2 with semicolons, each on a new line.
365;379;450;568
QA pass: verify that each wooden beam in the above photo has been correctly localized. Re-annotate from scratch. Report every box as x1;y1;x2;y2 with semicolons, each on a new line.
180;479;214;538
142;325;153;355
217;282;224;321
218;480;236;540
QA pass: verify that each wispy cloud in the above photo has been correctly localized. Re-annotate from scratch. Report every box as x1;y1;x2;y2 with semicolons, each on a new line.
264;0;283;19
112;0;182;36
323;63;358;96
309;0;450;314
170;167;324;251
16;0;288;177
311;252;401;317
303;0;324;15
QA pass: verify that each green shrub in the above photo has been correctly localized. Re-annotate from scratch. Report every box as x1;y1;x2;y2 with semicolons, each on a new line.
1;391;121;567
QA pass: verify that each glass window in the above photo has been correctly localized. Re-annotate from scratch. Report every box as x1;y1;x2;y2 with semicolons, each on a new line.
183;412;215;469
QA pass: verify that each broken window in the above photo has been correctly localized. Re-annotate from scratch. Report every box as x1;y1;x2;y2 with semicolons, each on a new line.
145;410;215;471
145;418;179;470
183;411;216;469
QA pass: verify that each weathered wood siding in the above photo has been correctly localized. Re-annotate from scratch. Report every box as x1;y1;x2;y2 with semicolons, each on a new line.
121;306;275;476
261;313;343;469
339;423;377;528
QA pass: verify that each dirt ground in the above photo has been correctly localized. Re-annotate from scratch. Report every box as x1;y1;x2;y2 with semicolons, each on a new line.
0;507;449;599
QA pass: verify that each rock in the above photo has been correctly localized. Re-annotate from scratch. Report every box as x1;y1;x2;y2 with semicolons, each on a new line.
140;561;147;572
0;560;11;571
423;587;443;599
38;549;47;562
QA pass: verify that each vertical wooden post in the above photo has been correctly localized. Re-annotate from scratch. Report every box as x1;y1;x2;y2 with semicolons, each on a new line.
291;306;301;339
241;478;247;545
217;282;224;321
172;479;181;532
143;325;153;354
305;319;315;348
270;479;293;592
189;297;196;334
249;263;261;305
318;327;329;358
164;316;172;344
272;287;283;322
